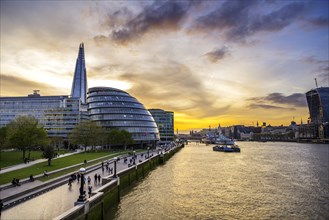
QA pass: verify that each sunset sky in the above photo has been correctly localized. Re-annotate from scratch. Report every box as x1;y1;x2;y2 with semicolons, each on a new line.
1;0;328;131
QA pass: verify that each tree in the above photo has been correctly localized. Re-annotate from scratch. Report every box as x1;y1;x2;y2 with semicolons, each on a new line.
43;145;55;166
106;129;134;150
106;129;121;150
50;136;63;151
0;126;7;150
69;121;104;152
120;130;134;151
6;116;49;160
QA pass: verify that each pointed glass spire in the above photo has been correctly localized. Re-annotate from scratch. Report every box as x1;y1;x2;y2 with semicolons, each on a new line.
71;43;87;103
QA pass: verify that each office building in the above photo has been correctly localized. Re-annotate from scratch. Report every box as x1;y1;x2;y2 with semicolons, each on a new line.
306;87;329;139
0;44;88;138
148;109;174;141
88;87;160;143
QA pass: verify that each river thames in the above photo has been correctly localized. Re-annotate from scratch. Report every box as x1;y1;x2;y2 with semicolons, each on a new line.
111;142;328;219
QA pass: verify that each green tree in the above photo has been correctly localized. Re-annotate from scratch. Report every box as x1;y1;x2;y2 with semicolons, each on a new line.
69;121;104;152
106;129;120;150
6;116;49;161
0;126;7;149
119;130;134;151
42;145;55;166
50;136;63;151
106;129;134;150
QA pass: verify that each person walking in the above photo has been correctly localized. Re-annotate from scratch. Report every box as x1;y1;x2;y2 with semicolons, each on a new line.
94;173;98;184
98;174;101;184
87;176;91;185
88;185;92;198
77;173;81;183
0;199;3;217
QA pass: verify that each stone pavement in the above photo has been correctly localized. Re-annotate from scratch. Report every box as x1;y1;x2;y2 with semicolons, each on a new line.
1;149;161;220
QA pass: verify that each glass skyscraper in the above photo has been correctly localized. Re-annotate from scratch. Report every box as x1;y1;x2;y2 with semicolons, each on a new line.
71;43;87;104
148;109;174;141
306;87;329;139
87;87;160;143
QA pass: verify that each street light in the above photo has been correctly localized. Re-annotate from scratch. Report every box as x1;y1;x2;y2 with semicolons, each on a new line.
133;151;136;165
113;157;117;177
77;167;86;203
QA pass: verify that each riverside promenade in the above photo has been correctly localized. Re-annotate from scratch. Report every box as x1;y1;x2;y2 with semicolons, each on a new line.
1;149;160;220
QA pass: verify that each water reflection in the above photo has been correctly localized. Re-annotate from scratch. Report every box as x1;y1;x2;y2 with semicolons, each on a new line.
113;142;329;219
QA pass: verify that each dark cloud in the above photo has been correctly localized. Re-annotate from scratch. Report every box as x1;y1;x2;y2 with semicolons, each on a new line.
307;16;329;27
248;103;294;110
247;92;307;110
193;0;305;42
110;1;196;44
0;74;64;96
118;62;230;118
204;46;230;63
93;35;110;46
265;93;307;107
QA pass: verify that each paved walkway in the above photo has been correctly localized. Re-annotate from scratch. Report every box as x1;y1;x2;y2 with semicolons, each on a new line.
1;150;162;220
0;150;83;174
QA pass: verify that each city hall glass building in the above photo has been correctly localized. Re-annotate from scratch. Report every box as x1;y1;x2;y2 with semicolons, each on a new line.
306;87;329;139
148;109;174;141
87;87;160;143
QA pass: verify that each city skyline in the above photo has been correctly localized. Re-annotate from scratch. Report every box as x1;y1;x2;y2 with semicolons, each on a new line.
1;0;328;130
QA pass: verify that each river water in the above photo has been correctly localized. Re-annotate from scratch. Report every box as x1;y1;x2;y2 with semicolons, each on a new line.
112;142;329;220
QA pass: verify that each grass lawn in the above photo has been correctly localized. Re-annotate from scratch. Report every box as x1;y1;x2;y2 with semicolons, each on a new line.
0;151;129;185
0;150;68;169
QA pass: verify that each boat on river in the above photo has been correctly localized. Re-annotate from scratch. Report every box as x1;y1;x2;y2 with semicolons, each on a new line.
213;145;240;153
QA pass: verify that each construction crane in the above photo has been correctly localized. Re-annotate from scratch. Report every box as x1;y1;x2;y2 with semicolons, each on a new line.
314;78;318;88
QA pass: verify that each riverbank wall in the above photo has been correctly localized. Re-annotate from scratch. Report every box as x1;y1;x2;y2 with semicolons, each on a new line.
54;146;182;220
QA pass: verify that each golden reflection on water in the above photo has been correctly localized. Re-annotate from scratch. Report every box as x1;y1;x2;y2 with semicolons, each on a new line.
114;142;329;219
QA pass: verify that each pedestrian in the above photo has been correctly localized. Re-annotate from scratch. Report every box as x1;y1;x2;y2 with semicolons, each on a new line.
101;161;104;168
98;174;101;184
68;178;72;187
29;174;35;182
102;166;104;173
88;185;92;198
12;178;17;187
87;176;91;185
0;199;3;217
77;173;81;183
15;178;20;186
94;173;98;184
44;170;49;177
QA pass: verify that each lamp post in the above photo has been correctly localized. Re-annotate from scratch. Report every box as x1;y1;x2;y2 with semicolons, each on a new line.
113;157;117;177
133;151;136;165
77;167;86;203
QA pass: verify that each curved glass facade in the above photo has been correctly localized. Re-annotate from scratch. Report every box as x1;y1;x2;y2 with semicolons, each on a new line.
306;87;329;138
87;87;160;142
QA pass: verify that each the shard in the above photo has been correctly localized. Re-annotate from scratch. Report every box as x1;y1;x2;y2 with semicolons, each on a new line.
71;43;87;103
